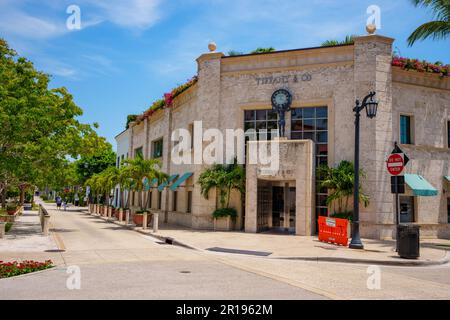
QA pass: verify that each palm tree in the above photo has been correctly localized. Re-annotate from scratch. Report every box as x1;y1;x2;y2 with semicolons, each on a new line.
122;156;166;211
198;161;245;216
317;160;369;214
408;0;450;46
321;35;355;47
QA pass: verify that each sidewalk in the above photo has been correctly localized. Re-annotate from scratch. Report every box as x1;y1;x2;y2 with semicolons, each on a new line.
91;211;450;266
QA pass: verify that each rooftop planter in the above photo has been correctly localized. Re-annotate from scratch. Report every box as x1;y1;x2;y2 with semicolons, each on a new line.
128;76;198;127
392;56;449;78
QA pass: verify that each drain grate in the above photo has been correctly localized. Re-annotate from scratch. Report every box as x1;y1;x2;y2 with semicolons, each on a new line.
206;247;272;257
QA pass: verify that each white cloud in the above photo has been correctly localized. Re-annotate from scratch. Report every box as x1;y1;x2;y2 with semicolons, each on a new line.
86;0;161;29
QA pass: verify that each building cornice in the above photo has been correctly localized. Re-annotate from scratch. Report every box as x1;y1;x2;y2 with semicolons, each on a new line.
393;68;450;91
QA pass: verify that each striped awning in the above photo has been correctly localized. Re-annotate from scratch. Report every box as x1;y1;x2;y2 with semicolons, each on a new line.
170;172;193;191
157;174;179;192
405;174;438;197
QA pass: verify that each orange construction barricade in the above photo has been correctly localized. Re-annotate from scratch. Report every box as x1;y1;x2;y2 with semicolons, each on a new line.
318;216;349;246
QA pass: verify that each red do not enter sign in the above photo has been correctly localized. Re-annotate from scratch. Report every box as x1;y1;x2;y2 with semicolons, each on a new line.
387;153;404;175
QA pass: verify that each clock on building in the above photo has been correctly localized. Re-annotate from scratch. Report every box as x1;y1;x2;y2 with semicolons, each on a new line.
271;89;292;111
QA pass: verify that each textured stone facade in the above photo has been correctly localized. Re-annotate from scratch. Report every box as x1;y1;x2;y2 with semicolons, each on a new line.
120;34;450;239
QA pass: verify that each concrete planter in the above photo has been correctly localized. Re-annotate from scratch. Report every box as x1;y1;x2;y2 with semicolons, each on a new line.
213;216;236;231
133;212;152;226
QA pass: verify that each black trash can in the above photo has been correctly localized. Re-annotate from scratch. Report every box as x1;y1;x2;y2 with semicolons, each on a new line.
397;224;420;259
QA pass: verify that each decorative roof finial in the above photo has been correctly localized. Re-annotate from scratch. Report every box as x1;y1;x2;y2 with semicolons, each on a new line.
208;42;217;52
366;23;376;35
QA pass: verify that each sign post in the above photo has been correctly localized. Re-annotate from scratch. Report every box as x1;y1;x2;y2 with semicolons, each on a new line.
387;142;409;251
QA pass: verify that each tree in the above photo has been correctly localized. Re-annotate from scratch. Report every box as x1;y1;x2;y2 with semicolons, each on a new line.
227;50;244;56
0;38;110;205
408;0;450;46
121;156;167;210
321;35;355;47
198;161;245;218
75;147;116;184
317;160;369;214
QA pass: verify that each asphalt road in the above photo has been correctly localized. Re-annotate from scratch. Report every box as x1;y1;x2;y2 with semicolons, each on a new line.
0;206;327;300
2;204;450;300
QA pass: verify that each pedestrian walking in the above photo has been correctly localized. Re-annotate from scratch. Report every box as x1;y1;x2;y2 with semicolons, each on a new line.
63;199;68;211
56;196;62;210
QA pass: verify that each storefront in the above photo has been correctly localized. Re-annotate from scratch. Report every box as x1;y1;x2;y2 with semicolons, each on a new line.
117;32;450;239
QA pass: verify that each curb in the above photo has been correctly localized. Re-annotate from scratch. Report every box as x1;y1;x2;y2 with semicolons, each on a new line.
88;211;199;251
85;210;450;267
273;252;450;267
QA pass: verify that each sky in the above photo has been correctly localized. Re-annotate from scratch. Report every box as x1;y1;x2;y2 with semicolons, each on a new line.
0;0;449;149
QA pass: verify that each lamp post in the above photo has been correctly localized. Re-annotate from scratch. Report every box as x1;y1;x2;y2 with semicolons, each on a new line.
349;91;378;250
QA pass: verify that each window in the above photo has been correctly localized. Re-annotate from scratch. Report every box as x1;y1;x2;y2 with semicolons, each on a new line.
148;191;152;209
447;121;450;148
134;147;143;159
172;191;178;212
116;156;120;168
447;198;450;223
188;123;194;150
244;109;278;140
157;191;162;210
152;139;163;158
400;196;415;223
400;115;413;144
187;191;192;213
291;106;329;223
120;155;124;167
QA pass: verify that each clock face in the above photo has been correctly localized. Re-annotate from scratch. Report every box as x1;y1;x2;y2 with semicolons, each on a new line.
271;89;292;111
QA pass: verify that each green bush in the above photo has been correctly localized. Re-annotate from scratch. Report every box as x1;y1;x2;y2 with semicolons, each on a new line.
330;211;353;222
5;223;12;233
212;207;237;219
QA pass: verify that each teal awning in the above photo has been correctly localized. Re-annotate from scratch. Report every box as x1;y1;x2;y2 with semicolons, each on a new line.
157;174;179;192
143;177;159;191
405;174;438;196
445;176;450;182
170;172;193;191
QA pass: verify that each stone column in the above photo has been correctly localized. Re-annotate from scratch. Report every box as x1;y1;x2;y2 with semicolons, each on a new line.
192;49;225;229
153;212;159;233
353;34;394;239
143;212;148;230
245;145;258;233
0;222;5;238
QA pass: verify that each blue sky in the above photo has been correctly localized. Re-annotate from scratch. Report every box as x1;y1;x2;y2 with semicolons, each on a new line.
0;0;449;148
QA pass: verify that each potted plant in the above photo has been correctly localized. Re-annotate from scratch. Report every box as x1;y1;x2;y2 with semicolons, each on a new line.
212;208;237;231
198;160;245;232
6;204;18;216
133;210;151;226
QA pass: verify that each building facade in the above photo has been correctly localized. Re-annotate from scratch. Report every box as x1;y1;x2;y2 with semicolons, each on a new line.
113;129;130;208
118;33;450;239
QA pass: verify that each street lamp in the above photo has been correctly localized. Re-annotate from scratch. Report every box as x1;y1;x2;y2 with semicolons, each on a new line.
349;91;378;250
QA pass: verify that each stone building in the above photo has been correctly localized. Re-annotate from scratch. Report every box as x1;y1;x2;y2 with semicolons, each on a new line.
116;33;450;240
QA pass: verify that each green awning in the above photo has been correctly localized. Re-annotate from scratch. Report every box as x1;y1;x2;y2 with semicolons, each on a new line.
170;172;193;191
157;174;179;192
405;174;438;196
445;176;450;182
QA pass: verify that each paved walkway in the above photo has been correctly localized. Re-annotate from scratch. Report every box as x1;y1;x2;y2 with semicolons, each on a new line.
95;213;450;266
0;209;58;254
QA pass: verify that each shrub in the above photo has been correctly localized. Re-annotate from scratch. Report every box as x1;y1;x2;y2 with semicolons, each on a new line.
330;211;353;222
212;207;237;219
0;260;53;278
5;223;12;233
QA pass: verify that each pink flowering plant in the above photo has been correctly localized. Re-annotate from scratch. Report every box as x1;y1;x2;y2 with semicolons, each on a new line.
0;260;53;278
392;56;449;78
128;76;198;126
